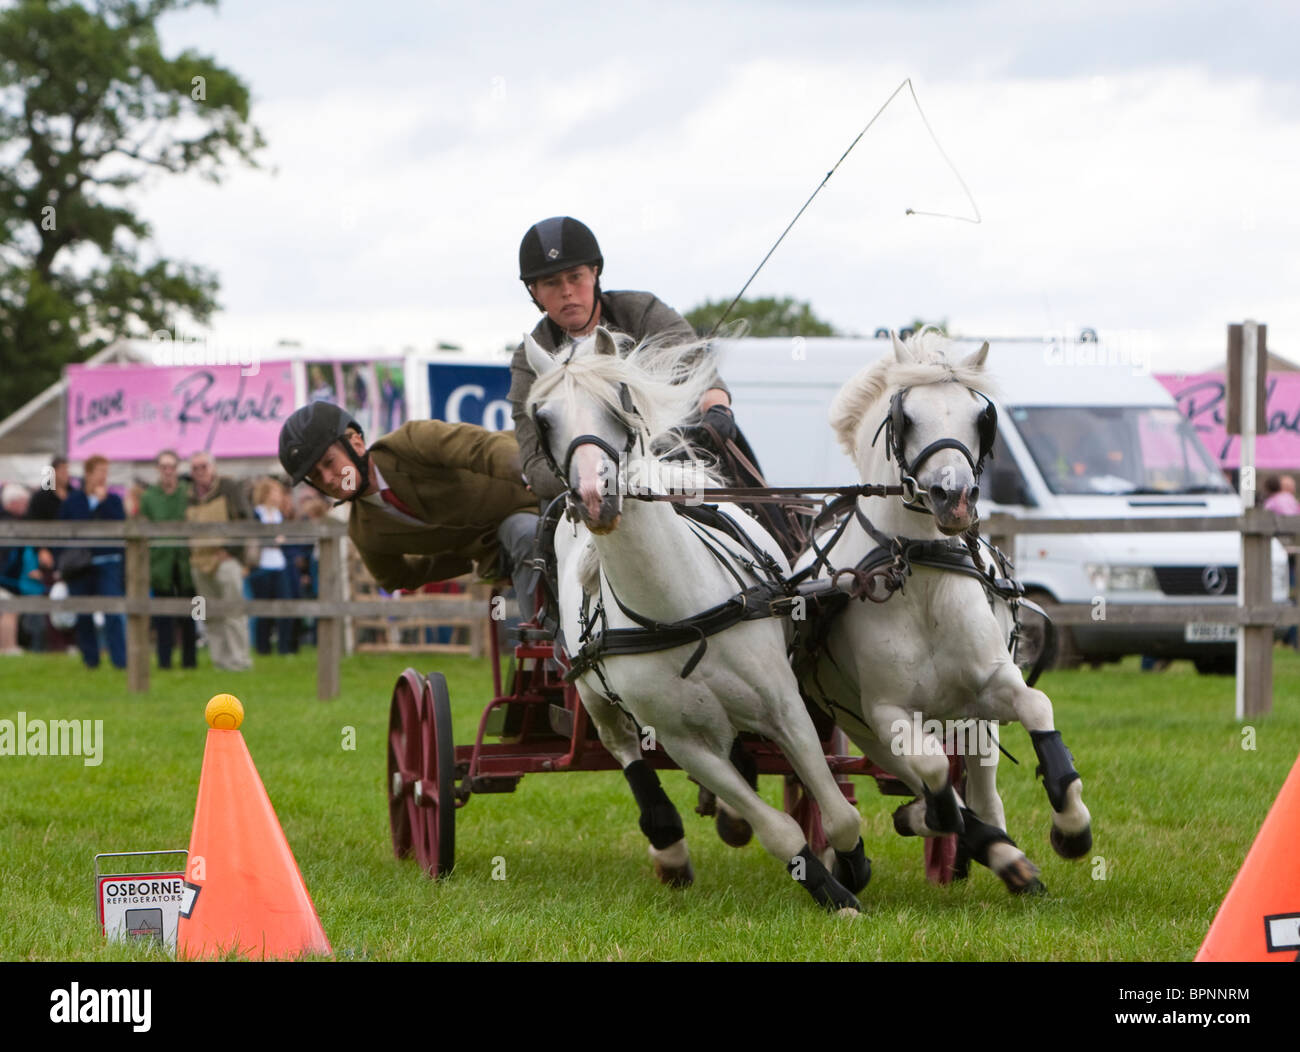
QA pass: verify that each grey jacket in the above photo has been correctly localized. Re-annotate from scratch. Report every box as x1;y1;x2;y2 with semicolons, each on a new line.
508;290;723;500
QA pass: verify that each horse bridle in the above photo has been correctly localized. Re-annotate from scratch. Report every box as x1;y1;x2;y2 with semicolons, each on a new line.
872;384;997;512
532;380;644;495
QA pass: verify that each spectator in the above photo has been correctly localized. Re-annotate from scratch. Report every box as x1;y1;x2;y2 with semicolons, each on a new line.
1;483;35;654
25;457;72;653
186;452;253;671
249;477;298;655
1263;474;1300;516
279;483;312;650
295;489;329;646
29;455;69;519
140;450;197;670
59;456;127;669
1264;475;1300;649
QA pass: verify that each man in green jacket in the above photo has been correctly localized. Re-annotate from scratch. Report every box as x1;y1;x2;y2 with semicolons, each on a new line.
139;450;196;669
278;403;540;618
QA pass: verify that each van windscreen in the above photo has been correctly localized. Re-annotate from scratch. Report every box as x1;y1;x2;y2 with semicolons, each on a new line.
1009;405;1232;496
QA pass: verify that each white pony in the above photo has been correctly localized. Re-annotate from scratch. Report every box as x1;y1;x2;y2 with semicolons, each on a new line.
525;327;869;911
796;330;1093;893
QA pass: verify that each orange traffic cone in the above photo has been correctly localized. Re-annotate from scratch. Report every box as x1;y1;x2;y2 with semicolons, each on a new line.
178;695;332;960
1196;751;1300;961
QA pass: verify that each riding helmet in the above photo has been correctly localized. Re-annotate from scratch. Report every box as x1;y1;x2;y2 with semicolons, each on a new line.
518;217;603;283
279;401;365;487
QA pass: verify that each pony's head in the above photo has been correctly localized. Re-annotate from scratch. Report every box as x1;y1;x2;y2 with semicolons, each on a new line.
830;329;998;535
524;326;715;533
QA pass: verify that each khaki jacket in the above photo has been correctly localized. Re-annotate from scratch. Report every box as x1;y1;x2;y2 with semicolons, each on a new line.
348;420;535;592
186;476;252;576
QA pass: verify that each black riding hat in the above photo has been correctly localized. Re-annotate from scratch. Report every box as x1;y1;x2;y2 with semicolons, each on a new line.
279;401;367;494
518;217;603;283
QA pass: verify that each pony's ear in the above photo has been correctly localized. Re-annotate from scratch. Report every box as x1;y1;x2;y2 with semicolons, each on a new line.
592;326;619;358
891;331;913;363
962;340;990;369
524;333;557;378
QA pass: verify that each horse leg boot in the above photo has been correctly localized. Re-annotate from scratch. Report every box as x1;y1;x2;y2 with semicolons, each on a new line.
959;807;1045;895
575;683;694;887
979;671;1092;860
958;724;1044;891
665;734;860;913
715;738;757;848
623;760;693;887
1030;729;1093;859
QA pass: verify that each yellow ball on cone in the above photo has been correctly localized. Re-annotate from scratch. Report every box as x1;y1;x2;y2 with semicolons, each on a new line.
205;693;244;730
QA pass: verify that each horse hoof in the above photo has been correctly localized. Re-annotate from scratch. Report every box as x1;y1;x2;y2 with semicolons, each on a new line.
715;809;753;848
1000;858;1046;895
832;838;872;894
810;876;861;913
1050;824;1092;860
654;856;695;889
892;798;922;837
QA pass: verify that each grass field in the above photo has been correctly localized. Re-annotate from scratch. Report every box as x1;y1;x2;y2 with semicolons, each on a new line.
2;646;1297;961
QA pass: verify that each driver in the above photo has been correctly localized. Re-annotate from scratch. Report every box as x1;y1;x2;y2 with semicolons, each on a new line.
277;402;541;618
509;216;743;503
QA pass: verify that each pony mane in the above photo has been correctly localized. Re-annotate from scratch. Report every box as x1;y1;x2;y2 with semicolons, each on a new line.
828;328;999;458
525;330;725;482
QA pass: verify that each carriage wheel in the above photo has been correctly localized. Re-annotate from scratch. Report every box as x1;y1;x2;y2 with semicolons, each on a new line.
411;672;457;879
387;669;427;860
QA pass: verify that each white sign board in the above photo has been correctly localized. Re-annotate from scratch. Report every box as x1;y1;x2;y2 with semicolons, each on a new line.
96;854;188;953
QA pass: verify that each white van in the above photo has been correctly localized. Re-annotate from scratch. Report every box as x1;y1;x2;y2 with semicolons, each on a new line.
713;334;1289;672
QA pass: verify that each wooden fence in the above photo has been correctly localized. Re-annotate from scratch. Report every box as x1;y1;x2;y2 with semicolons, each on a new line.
984;508;1300;717
4;511;1297;712
0;519;493;700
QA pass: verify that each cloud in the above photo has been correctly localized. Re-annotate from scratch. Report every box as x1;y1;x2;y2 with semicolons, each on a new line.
140;4;1300;374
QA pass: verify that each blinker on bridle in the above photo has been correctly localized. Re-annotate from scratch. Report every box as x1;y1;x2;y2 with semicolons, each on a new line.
872;384;998;511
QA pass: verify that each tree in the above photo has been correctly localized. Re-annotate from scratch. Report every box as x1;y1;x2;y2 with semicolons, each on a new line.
0;0;264;417
684;296;838;339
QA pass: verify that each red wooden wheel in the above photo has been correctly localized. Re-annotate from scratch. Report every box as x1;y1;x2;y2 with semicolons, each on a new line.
384;670;426;858
387;669;426;860
411;672;457;879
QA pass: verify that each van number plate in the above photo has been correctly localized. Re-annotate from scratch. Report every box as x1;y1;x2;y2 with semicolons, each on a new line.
1185;623;1237;642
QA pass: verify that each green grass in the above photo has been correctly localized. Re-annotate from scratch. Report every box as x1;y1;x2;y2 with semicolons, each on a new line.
1;647;1297;961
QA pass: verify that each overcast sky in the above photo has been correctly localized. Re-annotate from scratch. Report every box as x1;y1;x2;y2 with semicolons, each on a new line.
140;0;1300;372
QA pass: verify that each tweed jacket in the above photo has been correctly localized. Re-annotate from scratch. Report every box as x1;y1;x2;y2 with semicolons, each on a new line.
348;419;535;593
508;289;722;501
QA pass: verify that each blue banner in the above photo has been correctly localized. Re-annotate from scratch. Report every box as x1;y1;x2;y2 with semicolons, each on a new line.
427;362;513;431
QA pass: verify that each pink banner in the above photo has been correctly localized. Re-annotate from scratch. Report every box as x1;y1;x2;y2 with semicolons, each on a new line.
66;362;295;459
1158;372;1300;469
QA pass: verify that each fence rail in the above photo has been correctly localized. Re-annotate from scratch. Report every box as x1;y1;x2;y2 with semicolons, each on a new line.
0;519;491;700
982;507;1300;716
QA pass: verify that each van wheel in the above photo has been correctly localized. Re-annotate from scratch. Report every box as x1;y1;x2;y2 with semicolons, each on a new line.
1020;590;1082;671
1194;656;1235;676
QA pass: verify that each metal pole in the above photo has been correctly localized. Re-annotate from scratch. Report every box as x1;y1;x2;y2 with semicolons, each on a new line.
1236;320;1272;717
